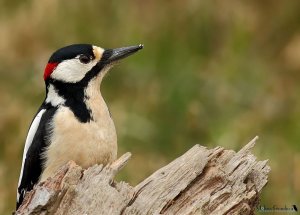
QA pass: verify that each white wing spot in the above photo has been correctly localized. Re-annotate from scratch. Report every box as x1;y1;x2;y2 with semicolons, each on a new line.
17;109;46;201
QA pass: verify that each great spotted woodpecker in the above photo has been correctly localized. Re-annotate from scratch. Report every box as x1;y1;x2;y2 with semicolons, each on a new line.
16;44;143;209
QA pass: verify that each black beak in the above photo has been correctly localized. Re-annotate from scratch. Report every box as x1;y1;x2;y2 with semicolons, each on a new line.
104;44;143;63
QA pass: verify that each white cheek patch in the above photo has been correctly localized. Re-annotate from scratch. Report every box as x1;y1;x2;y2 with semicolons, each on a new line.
51;58;97;83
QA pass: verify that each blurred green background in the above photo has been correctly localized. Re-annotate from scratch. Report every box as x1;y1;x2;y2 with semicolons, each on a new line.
0;0;299;213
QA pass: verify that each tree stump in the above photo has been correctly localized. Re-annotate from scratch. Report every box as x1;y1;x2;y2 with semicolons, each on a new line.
16;136;270;215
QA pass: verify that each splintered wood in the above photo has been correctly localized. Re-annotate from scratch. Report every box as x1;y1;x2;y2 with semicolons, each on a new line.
16;136;270;215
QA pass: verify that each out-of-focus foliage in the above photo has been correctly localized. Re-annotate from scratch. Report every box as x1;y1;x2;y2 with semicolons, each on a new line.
0;0;299;213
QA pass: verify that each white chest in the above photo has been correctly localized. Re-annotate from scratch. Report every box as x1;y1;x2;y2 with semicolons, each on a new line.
41;90;117;181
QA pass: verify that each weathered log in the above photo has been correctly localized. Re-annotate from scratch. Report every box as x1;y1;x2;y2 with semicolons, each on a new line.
15;136;270;215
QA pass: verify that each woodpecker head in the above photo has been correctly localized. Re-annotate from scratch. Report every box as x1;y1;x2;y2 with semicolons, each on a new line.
44;44;143;84
43;44;143;112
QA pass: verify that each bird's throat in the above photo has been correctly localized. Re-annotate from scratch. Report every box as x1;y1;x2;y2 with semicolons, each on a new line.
84;75;110;122
45;74;106;123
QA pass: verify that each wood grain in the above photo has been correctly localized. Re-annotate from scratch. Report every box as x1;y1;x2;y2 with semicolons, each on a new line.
16;136;270;215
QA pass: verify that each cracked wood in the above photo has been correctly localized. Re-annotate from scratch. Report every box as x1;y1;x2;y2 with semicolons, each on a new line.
15;136;270;215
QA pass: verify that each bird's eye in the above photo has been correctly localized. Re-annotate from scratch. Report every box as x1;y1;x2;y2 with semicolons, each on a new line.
79;55;91;64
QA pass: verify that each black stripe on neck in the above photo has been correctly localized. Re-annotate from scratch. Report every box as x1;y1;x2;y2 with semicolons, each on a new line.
45;59;107;123
49;82;92;123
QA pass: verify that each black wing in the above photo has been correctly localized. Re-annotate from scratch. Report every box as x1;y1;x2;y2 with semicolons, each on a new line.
16;104;57;209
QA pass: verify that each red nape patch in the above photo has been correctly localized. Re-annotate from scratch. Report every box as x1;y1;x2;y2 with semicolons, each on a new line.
44;62;58;80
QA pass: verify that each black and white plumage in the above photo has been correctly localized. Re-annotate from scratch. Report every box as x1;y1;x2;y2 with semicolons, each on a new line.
16;44;143;209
